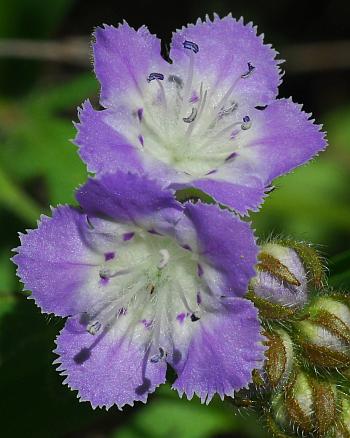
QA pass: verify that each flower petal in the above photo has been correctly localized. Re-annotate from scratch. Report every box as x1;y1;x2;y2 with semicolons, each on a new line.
244;98;327;183
76;171;183;233
55;316;166;409
187;178;266;216
93;22;168;107
172;298;265;402
170;14;281;107
13;206;131;317
186;98;326;213
13;206;100;316
183;202;258;297
74;100;142;174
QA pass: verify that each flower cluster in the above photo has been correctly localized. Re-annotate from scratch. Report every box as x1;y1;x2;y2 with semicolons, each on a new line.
237;240;350;437
13;14;326;409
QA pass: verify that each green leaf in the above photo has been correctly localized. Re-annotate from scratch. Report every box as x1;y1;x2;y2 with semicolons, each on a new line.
113;395;235;438
0;74;98;206
0;297;111;437
329;250;350;289
0;166;41;224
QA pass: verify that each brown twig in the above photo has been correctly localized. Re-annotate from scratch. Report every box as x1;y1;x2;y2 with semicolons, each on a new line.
0;37;90;66
0;37;349;73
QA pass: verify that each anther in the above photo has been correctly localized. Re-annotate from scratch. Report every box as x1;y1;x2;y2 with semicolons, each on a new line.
99;268;113;279
147;72;164;82
183;40;199;53
147;284;155;295
191;313;200;322
150;347;166;363
183;107;197;123
241;116;252;130
219;101;238;117
158;249;170;269
87;320;102;335
241;62;255;79
99;267;130;279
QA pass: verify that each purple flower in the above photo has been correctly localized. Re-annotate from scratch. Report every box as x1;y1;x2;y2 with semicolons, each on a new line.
75;14;327;215
13;172;265;409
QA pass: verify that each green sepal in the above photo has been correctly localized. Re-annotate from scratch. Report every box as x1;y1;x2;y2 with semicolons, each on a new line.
247;289;296;320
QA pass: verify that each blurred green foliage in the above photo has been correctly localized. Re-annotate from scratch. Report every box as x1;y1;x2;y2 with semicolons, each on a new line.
0;0;349;437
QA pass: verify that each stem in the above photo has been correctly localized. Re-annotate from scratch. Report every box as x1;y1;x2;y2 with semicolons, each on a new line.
0;166;41;225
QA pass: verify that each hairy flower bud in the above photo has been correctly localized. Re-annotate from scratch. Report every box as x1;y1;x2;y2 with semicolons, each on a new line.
270;370;337;436
333;395;350;438
264;329;294;389
248;242;309;319
275;239;326;289
296;296;350;368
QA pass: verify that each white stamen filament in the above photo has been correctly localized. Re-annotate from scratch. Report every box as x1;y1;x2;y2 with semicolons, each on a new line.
158;249;170;269
178;50;195;123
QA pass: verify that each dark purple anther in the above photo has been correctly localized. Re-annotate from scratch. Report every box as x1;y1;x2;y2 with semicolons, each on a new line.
241;62;255;78
182;244;192;251
148;229;162;236
104;252;115;261
183;107;197;123
137;108;143;121
196;292;202;304
123;232;135;241
147;72;164;82
183;40;199;53
138;135;144;146
205;169;217;176
225;152;238;162
241;115;252;130
141;319;152;329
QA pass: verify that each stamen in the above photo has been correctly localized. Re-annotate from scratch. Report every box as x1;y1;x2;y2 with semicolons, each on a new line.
183;40;199;53
206;63;253;127
225;152;238;162
158;249;170;269
178;48;195;122
176;280;197;315
219;101;238;117
87;320;102;335
99;267;131;279
241;116;252;130
147;283;155;295
183;107;197;123
241;62;255;79
185;86;208;139
147;72;164;82
150;347;166;363
138;135;144;146
190;313;200;322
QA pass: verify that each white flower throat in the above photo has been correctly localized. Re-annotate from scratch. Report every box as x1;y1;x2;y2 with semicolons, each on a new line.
134;40;254;177
85;229;205;363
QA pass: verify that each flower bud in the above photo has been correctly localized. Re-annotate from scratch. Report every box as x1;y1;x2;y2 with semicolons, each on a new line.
333;395;350;438
264;328;294;389
249;242;308;319
270;370;337;436
276;239;326;289
296;296;350;368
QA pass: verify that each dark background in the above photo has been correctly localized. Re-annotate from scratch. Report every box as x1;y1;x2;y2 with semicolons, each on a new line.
0;1;349;436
